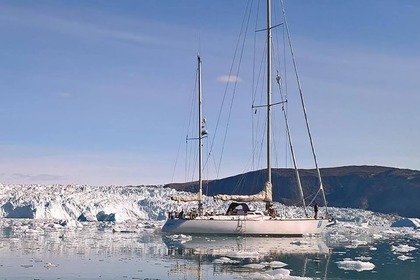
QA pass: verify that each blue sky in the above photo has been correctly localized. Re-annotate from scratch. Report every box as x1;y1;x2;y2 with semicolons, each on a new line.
0;0;419;186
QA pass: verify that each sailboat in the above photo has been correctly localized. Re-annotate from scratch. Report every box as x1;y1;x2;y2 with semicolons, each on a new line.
162;0;334;237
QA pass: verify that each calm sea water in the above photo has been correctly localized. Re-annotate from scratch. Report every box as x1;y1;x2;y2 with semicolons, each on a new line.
0;222;418;280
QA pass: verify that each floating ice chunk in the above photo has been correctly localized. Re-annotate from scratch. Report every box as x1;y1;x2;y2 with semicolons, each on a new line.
290;240;310;245
269;261;288;268
247;268;306;280
170;234;192;243
266;268;290;277
373;234;383;239
345;240;368;249
112;225;140;233
243;263;266;269
355;256;372;261
391;244;417;253
21;264;33;268
397;255;414;261
213;257;239;264
44;262;58;268
259;261;288;268
228;250;260;259
353;240;368;246
336;259;375;272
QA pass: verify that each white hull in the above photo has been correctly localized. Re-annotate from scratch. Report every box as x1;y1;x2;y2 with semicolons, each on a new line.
162;215;331;237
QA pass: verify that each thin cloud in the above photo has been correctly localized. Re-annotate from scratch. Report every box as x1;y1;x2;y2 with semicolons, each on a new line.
0;3;178;49
58;92;72;98
12;173;64;182
217;75;242;83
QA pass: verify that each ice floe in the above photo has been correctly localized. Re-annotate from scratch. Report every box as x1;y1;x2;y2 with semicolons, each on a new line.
247;268;313;279
243;263;267;270
391;244;417;253
213;257;240;264
397;255;414;261
268;261;288;268
336;259;375;271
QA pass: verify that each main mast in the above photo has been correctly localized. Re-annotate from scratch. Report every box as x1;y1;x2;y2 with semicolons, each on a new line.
266;0;272;187
198;55;203;214
215;1;273;204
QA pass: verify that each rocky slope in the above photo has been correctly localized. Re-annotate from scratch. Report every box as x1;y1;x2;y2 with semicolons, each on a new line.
165;165;420;218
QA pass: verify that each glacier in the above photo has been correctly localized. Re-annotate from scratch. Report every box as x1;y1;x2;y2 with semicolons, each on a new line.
1;183;418;240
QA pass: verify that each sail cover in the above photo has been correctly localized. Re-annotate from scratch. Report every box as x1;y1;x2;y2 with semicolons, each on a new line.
214;181;272;202
170;193;201;202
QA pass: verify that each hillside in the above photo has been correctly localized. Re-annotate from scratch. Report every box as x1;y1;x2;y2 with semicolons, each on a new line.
165;165;420;218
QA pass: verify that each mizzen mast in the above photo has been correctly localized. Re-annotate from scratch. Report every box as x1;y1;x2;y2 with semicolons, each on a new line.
197;55;204;214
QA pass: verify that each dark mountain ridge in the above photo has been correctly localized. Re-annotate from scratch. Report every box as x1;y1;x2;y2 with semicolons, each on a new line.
165;165;420;218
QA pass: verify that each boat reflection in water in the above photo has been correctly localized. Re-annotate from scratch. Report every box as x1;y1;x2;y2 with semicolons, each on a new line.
163;234;332;279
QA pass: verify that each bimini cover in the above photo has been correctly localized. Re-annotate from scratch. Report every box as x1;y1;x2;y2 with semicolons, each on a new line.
226;202;250;214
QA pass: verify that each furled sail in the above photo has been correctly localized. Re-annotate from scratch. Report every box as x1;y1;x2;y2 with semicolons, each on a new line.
171;193;201;202
214;181;272;202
